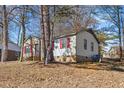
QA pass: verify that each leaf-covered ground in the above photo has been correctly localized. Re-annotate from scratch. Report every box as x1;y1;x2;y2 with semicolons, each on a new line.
0;61;124;88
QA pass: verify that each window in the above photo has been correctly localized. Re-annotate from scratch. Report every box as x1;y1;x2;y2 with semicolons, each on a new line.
84;39;87;50
54;40;58;49
91;42;94;51
63;38;67;48
26;46;30;53
55;39;59;43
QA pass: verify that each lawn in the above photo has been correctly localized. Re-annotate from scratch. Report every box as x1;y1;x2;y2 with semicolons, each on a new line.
0;61;124;88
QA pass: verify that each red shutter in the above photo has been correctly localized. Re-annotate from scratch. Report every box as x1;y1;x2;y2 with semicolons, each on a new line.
67;37;70;48
52;40;54;50
23;46;26;54
60;38;62;49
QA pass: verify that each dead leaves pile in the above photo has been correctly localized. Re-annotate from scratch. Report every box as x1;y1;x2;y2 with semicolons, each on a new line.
0;61;124;88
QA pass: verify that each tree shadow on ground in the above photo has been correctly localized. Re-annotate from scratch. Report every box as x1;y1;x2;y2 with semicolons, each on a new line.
26;61;124;72
26;61;63;68
50;61;124;72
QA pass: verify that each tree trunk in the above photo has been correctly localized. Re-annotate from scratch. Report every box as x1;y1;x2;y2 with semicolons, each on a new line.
43;6;50;52
44;5;50;65
117;7;123;61
41;5;46;62
30;36;33;60
39;38;41;61
19;7;26;62
1;5;8;62
19;23;25;62
41;5;54;64
119;27;122;61
49;22;54;61
42;5;50;65
45;6;54;63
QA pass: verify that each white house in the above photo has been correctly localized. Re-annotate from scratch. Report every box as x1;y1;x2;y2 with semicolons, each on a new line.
108;46;120;58
53;28;100;62
23;36;41;60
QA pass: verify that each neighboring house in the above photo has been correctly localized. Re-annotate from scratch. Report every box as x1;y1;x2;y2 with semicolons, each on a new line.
23;36;41;60
0;42;21;61
108;46;120;58
103;52;110;58
53;28;100;62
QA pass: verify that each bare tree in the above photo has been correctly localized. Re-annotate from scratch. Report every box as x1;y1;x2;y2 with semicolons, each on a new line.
0;5;22;62
54;6;98;36
101;6;123;61
8;5;40;62
1;5;8;62
41;5;46;62
19;6;26;62
41;5;55;64
41;5;51;65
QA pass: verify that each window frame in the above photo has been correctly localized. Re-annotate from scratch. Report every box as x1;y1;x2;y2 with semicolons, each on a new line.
84;39;87;50
91;42;94;51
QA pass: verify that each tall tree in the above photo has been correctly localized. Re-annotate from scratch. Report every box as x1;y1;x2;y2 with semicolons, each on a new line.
10;5;40;62
41;5;46;62
41;5;51;65
53;6;98;36
19;6;27;62
1;5;8;62
101;6;123;61
41;5;55;64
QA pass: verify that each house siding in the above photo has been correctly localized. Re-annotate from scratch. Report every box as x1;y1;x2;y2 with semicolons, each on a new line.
23;37;40;60
53;35;76;62
109;47;120;58
76;31;99;62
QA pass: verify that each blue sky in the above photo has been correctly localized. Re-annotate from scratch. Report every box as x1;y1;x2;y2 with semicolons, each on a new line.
7;5;121;52
8;9;41;44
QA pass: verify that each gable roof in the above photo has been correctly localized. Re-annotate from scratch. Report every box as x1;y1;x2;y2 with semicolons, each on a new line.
78;28;100;44
0;42;21;52
54;28;100;44
54;32;76;39
24;35;40;43
109;46;120;52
